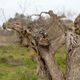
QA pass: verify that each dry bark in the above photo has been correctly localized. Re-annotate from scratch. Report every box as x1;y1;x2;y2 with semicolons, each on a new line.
65;29;80;80
37;35;64;80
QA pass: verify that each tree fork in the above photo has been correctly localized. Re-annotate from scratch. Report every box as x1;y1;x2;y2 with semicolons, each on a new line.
36;34;64;80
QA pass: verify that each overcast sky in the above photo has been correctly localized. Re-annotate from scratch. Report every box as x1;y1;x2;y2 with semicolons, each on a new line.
0;0;80;25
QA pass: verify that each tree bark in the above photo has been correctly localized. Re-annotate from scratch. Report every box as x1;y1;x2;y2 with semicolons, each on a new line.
38;37;64;80
33;34;65;80
66;30;80;80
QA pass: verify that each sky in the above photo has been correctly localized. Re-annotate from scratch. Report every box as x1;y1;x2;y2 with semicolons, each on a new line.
0;0;80;25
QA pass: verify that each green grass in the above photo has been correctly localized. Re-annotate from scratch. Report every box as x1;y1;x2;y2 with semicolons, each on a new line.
0;45;38;80
55;46;66;73
0;45;66;80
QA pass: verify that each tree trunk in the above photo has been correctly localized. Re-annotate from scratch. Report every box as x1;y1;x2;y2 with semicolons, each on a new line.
66;30;80;80
31;41;51;79
33;34;65;80
38;37;64;80
34;53;51;80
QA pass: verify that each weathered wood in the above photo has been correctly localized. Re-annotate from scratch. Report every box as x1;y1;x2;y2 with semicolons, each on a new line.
37;36;64;80
65;29;80;80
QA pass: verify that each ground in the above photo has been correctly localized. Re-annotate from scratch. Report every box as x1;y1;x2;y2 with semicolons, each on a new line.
0;44;66;80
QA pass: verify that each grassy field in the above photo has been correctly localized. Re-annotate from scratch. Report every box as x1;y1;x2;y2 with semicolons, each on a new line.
0;45;66;80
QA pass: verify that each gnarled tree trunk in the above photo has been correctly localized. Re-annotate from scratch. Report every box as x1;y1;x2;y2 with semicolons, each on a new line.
34;34;65;80
66;30;80;80
37;36;64;80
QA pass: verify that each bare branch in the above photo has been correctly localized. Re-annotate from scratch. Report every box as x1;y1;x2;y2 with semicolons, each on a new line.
0;8;7;22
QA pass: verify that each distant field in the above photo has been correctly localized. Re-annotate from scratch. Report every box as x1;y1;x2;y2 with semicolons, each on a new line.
0;44;66;80
0;30;19;46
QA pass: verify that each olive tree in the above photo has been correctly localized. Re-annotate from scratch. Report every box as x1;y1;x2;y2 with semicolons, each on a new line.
2;10;80;80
